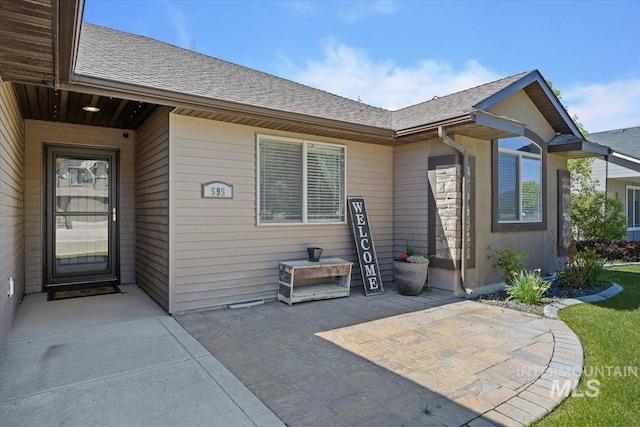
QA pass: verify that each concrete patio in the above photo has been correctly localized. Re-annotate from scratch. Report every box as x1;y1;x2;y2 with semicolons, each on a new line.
177;287;583;427
0;283;584;427
0;285;283;427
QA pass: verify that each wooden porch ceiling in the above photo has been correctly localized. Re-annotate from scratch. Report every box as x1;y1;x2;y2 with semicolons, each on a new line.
12;83;159;129
0;0;83;87
0;0;55;85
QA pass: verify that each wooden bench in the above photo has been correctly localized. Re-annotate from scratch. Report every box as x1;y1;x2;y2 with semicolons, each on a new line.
277;258;353;306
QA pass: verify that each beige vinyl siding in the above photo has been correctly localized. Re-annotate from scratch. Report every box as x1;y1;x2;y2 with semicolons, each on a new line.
393;139;454;257
135;107;171;311
24;121;136;293
0;79;24;345
171;114;393;312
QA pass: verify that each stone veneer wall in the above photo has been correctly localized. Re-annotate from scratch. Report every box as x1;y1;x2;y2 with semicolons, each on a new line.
435;164;462;261
559;171;571;255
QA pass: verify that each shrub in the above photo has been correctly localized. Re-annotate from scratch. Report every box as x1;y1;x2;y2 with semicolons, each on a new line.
569;157;627;242
488;245;527;285
505;270;551;305
572;190;627;241
558;247;605;288
575;240;640;262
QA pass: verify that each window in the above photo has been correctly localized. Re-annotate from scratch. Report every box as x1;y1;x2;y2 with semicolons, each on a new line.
627;186;640;229
69;168;88;186
258;136;345;224
497;137;542;223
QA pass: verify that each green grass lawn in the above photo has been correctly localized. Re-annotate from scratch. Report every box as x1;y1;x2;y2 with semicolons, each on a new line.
535;265;640;426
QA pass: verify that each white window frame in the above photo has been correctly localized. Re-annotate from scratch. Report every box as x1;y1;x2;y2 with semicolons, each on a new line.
626;185;640;230
256;134;347;226
497;140;543;224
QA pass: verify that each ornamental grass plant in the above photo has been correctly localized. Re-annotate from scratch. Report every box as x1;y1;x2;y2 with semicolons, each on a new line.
505;269;551;305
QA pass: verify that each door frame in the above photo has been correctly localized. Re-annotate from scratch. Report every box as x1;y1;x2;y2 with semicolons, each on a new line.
44;144;121;291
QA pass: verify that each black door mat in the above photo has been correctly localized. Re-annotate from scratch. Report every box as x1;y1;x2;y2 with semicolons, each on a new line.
47;285;121;301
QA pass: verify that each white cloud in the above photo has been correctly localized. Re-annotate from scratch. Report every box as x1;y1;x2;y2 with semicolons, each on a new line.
562;80;640;133
286;39;640;130
162;1;191;48
283;0;315;15
287;39;502;110
338;0;398;23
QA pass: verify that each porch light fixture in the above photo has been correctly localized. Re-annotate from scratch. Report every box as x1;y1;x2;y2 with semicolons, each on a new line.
82;106;100;113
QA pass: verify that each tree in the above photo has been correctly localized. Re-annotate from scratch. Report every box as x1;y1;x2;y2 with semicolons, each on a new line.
548;80;627;241
571;192;627;241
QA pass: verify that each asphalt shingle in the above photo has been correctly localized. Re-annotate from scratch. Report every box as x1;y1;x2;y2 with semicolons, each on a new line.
390;72;529;131
588;126;640;158
76;24;391;129
76;23;535;133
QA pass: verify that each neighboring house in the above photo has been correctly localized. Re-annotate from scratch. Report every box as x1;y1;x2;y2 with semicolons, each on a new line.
0;1;600;344
588;126;640;241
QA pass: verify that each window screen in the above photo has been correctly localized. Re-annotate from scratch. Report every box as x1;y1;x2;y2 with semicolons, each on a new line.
259;140;303;223
258;137;345;224
628;188;640;229
307;144;345;222
521;157;542;222
498;153;518;221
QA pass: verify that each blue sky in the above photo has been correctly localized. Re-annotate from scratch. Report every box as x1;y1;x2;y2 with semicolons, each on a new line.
83;0;640;133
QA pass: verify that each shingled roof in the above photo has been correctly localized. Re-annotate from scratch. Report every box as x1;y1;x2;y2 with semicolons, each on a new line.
75;24;391;129
391;72;529;131
74;23;557;136
587;126;640;159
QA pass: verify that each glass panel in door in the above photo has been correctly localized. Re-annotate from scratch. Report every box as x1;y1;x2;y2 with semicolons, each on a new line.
47;147;118;287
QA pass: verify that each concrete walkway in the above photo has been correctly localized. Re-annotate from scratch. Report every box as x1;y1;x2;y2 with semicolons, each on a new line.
177;288;583;427
0;285;283;427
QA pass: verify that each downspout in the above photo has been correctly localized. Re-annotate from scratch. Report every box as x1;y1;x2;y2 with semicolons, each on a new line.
437;127;472;295
604;154;609;234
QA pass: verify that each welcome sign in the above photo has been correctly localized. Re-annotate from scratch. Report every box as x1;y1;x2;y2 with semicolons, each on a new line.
348;197;384;296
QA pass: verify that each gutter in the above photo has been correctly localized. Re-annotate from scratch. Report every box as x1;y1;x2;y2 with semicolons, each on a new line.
395;115;474;137
437;126;472;296
63;75;396;139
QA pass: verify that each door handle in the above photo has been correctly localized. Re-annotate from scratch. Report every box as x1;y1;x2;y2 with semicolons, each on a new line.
112;207;117;222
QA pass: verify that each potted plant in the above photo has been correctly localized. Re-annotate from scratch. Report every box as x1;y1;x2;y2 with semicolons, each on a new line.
392;234;429;296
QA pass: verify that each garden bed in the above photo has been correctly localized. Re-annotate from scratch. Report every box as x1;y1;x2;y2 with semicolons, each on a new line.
475;281;611;316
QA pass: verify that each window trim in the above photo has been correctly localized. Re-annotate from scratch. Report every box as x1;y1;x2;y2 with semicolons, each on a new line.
256;134;347;226
492;130;547;232
498;144;542;223
626;185;640;231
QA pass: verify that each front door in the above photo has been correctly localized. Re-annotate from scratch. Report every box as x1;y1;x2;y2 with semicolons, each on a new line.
45;145;119;290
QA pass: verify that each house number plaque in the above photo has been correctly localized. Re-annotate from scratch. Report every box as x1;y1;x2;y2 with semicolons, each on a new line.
202;181;233;199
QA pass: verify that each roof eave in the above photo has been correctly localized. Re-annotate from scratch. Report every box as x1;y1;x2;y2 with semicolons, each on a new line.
395;110;526;140
473;70;584;138
469;110;526;136
55;0;85;86
395;115;475;137
547;140;611;158
609;151;640;173
64;74;396;138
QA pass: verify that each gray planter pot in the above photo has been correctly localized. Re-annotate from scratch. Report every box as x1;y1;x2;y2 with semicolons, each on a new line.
392;259;429;296
307;247;323;262
541;272;557;285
